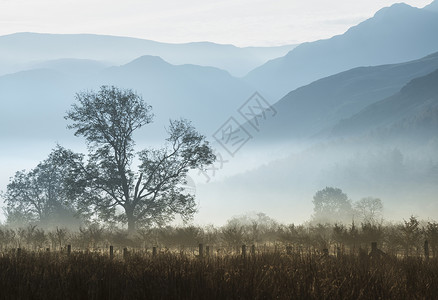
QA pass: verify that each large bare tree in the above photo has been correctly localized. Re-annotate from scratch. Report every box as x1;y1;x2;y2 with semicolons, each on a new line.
65;86;215;233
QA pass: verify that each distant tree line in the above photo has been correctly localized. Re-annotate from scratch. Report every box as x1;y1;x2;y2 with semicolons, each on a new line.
0;213;436;259
311;186;383;225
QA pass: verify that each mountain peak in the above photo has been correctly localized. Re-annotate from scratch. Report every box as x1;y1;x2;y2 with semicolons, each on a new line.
123;55;170;69
424;0;438;11
245;0;438;99
131;55;167;64
373;2;415;18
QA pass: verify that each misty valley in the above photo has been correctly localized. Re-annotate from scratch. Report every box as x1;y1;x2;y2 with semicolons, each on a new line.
1;1;438;299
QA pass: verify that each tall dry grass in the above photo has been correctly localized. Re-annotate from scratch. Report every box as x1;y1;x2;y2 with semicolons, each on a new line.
0;249;436;299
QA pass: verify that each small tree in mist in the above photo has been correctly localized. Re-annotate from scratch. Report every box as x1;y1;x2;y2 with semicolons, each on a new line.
2;145;82;227
399;216;422;256
221;224;245;251
278;224;309;247
312;187;353;224
224;212;278;245
354;197;383;224
65;86;215;233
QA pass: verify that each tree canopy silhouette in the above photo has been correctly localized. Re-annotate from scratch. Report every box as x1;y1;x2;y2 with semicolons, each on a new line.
3;145;81;227
312;187;352;223
65;86;215;233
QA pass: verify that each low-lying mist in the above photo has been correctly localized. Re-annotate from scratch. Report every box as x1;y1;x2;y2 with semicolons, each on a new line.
192;135;438;225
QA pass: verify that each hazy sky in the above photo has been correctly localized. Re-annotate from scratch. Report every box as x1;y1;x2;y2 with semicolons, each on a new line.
0;0;433;46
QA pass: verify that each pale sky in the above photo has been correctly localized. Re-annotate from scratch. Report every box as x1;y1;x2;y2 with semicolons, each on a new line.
0;0;433;46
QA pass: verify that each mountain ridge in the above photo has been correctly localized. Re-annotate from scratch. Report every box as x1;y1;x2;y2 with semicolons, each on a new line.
0;54;253;142
245;51;438;143
244;2;438;100
0;32;296;77
331;68;438;138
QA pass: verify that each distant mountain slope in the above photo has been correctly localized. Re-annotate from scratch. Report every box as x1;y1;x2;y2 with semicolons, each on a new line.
203;67;438;224
32;59;109;76
0;55;253;142
244;2;438;100
0;69;74;140
0;32;296;77
248;51;438;142
331;68;438;138
98;56;254;134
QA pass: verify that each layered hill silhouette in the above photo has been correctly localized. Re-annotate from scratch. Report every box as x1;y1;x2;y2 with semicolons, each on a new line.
0;56;253;142
332;68;438;139
247;51;438;142
0;33;296;77
3;2;438;147
1;2;438;224
245;1;438;99
205;58;438;224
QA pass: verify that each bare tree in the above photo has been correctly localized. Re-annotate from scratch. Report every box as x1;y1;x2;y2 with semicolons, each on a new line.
354;197;383;224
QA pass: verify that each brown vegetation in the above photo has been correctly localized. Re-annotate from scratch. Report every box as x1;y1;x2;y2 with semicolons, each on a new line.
0;247;436;299
0;217;437;299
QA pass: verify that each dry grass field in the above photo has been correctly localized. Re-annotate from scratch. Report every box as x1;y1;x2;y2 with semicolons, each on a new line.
0;247;436;299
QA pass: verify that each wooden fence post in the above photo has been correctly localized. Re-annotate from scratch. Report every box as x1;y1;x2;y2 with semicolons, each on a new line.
371;242;377;253
152;247;157;257
242;245;246;258
110;245;114;259
424;240;430;260
67;244;71;256
198;243;204;258
251;244;256;256
123;248;128;260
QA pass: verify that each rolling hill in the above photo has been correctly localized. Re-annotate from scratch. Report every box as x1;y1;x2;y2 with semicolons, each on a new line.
0;32;296;77
0;56;254;143
202;68;438;224
246;51;438;143
331;68;438;139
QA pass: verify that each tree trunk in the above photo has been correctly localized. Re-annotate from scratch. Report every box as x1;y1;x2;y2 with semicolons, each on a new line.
126;210;136;235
